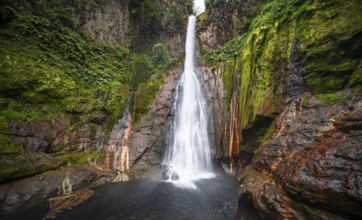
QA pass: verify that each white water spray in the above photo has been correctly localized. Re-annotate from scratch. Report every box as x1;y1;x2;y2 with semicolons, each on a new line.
193;0;205;15
163;15;214;189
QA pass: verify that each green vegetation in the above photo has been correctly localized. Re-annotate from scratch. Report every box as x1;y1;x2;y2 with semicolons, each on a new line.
152;43;176;69
0;0;177;153
0;153;65;181
257;122;277;144
205;0;362;130
56;151;104;165
131;71;166;122
129;0;162;32
206;33;248;63
315;93;341;104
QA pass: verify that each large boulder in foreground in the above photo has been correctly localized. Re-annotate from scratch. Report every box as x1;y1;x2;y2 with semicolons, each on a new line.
241;94;362;219
0;153;66;182
0;164;115;216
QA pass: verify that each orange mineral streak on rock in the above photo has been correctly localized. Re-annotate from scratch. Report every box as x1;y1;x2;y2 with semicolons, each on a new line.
252;178;270;203
103;152;110;170
120;120;132;173
270;160;281;173
286;151;296;160
283;199;293;220
228;96;239;158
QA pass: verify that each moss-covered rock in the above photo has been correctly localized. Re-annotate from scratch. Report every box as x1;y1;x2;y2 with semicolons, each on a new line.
56;151;104;165
0;153;66;182
131;71;166;123
202;0;362;219
0;0;183;153
204;0;362;144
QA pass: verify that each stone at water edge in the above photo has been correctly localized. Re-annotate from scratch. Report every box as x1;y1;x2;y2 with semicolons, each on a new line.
47;189;94;219
112;170;129;182
61;170;72;195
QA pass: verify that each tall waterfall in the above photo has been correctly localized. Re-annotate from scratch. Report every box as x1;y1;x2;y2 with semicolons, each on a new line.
163;15;214;189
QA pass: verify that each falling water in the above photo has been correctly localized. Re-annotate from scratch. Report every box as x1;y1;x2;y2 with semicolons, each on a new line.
163;15;214;189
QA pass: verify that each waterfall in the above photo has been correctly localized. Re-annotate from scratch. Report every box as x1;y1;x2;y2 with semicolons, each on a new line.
163;15;214;189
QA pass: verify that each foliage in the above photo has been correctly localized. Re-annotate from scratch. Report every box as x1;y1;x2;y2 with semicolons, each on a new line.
205;0;362;131
128;53;155;88
131;70;166;122
129;0;162;33
206;32;248;63
0;0;169;151
152;43;176;69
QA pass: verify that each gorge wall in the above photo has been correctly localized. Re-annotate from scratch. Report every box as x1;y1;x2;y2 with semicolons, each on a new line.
0;0;190;214
0;0;190;157
1;0;361;219
199;0;362;219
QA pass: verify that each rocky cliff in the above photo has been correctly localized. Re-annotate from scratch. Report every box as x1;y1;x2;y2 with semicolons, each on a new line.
0;0;190;214
198;0;265;52
76;0;130;45
129;0;193;59
200;0;362;219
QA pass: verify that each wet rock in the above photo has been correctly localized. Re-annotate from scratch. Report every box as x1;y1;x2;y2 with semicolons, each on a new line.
9;117;68;153
76;0;129;45
0;165;115;216
198;0;264;52
0;153;66;182
171;172;179;180
240;95;362;219
201;67;229;158
128;68;181;176
160;166;179;181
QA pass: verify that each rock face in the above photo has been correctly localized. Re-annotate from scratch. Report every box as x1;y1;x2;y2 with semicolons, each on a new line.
0;0;189;216
248;94;362;219
76;0;191;59
76;0;129;45
200;0;362;219
198;0;265;52
0;153;66;182
129;0;192;59
0;0;190;155
200;67;228;158
128;68;181;176
239;94;362;219
0;164;115;216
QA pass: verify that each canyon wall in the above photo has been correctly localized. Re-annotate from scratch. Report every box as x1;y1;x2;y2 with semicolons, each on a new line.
0;0;190;213
0;0;190;156
199;0;362;219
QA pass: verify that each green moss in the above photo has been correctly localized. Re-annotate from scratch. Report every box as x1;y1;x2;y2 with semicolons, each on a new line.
307;75;347;94
349;68;362;87
257;123;277;144
56;151;104;165
89;124;97;140
206;32;248;63
222;61;236;106
205;0;362;134
315;93;341;104
0;163;22;179
0;134;25;154
0;0;171;150
302;96;310;106
197;11;208;28
0;116;25;153
132;71;166;122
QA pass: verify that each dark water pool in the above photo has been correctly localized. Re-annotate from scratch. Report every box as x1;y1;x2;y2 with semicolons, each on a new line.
9;174;249;220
